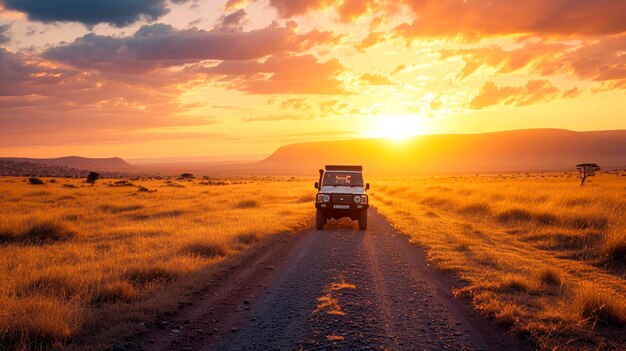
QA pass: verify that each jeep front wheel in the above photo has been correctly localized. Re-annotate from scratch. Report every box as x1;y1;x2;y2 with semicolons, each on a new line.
316;209;326;230
358;210;368;230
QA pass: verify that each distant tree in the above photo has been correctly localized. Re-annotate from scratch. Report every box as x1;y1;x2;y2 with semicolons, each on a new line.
86;171;100;186
28;177;44;185
576;163;600;186
180;173;194;178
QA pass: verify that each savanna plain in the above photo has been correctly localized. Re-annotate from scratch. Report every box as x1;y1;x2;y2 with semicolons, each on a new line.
0;173;624;350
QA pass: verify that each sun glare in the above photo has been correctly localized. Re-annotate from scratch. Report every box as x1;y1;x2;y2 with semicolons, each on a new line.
364;115;424;141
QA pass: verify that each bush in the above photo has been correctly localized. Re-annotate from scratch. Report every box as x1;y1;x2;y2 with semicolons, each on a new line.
0;297;82;350
124;266;178;287
180;241;227;259
496;208;533;224
568;215;609;230
93;281;137;304
537;268;562;288
232;232;259;245
602;233;626;264
235;200;259;209
457;202;491;217
574;285;626;327
0;220;76;245
28;178;44;185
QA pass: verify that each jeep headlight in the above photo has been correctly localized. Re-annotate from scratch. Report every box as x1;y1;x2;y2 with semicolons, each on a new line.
322;194;330;203
361;195;368;204
353;195;361;203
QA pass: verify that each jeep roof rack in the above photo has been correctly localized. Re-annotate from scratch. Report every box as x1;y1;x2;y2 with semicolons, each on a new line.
325;165;362;171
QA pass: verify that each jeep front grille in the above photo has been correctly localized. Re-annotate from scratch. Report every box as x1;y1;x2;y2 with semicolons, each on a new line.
331;195;352;204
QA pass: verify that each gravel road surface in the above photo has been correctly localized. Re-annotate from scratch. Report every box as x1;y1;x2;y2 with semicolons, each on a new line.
135;209;530;351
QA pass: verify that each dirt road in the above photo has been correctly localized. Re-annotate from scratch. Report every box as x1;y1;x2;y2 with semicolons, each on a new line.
134;209;530;351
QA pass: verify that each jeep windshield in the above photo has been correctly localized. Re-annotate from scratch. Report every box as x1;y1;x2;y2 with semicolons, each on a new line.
322;172;363;187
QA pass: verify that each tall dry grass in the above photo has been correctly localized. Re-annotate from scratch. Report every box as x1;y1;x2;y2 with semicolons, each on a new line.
372;173;626;350
0;176;313;350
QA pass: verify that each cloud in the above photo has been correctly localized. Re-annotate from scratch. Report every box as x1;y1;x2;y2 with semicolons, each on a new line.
396;0;626;39
213;9;248;32
243;113;315;122
0;0;191;27
261;0;626;38
441;35;626;90
200;54;349;94
267;0;333;18
356;31;387;51
470;80;562;109
0;24;10;44
0;48;218;146
265;0;400;23
440;42;568;80
43;21;341;74
358;73;394;86
223;0;250;10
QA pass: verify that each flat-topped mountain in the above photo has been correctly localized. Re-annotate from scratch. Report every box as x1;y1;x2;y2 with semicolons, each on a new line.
259;129;626;174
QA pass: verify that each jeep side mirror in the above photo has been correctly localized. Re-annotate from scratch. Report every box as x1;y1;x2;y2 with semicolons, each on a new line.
366;183;370;190
314;182;319;189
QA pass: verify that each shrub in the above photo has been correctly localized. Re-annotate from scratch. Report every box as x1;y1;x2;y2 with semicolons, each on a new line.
602;233;626;264
99;204;144;213
496;208;533;224
86;172;99;186
0;220;76;245
574;285;626;327
232;232;259;245
537;268;562;288
496;274;531;293
534;213;558;226
567;215;609;230
421;196;454;208
457;202;491;217
235;200;259;209
28;178;44;185
180;241;227;259
93;281;137;304
0;297;82;350
21;272;80;299
124;266;178;287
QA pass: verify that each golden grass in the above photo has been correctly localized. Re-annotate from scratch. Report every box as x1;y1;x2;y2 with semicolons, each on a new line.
0;176;313;350
373;173;626;350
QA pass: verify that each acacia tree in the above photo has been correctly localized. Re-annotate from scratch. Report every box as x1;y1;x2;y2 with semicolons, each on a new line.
86;171;100;186
576;163;600;186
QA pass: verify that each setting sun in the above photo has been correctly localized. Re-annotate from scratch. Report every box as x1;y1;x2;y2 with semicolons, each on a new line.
364;115;426;141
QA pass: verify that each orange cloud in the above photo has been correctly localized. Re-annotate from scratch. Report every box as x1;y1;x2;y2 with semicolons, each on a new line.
356;31;387;51
199;54;349;94
0;48;218;146
470;80;562;109
441;35;626;90
396;0;626;38
43;20;342;74
358;73;394;86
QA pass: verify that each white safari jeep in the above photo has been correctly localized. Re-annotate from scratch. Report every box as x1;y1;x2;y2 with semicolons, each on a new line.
314;165;370;230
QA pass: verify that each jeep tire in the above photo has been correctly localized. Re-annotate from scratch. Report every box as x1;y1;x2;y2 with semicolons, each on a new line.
358;210;368;230
316;209;325;230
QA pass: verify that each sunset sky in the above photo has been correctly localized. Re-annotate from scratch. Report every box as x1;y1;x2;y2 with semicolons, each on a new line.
1;0;625;160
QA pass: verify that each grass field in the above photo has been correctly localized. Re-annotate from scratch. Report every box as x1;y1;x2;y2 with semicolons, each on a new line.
373;173;625;350
0;176;313;350
1;173;624;350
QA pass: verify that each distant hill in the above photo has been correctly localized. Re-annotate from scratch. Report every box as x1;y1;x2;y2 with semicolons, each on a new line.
0;159;139;178
0;156;132;172
258;129;626;175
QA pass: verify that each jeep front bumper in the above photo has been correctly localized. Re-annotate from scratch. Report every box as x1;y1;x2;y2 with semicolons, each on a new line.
315;203;369;210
